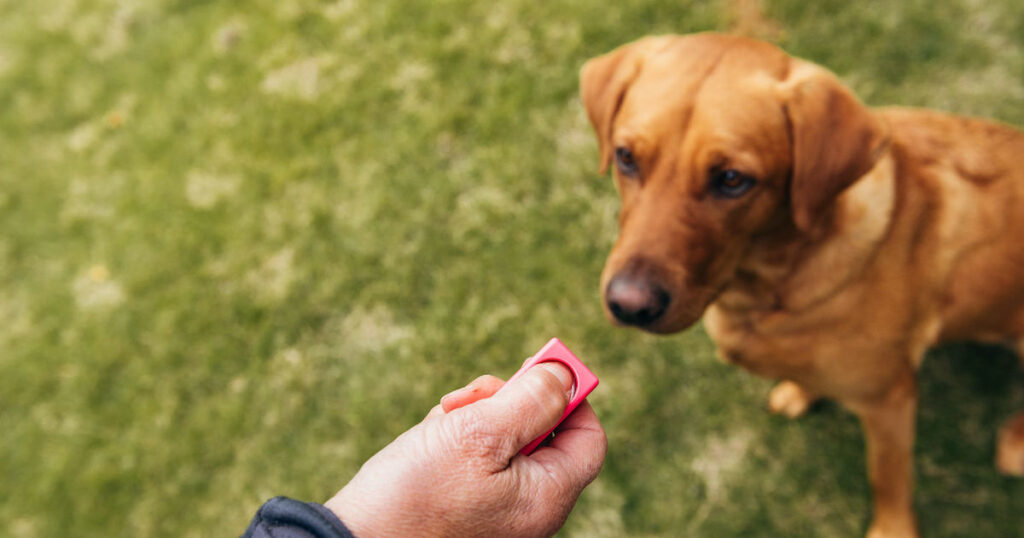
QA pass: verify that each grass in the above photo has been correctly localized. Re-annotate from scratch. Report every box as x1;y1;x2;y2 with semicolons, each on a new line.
1;0;1022;536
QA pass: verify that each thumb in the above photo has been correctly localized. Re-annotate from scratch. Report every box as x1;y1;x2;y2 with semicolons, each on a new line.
472;362;574;459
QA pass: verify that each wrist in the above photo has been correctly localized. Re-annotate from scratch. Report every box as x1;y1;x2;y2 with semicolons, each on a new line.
324;490;377;537
325;485;437;538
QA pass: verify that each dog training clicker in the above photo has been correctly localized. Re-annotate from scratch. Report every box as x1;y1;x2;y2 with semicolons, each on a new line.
503;338;599;455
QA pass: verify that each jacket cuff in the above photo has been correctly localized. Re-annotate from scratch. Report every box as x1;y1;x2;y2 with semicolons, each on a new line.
242;496;355;538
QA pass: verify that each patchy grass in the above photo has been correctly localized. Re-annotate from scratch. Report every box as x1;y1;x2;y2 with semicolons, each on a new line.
1;0;1022;536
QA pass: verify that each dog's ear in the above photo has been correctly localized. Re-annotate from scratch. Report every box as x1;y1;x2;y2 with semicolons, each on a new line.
580;40;651;174
784;64;890;232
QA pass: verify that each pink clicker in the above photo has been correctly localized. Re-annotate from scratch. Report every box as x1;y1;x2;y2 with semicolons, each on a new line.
505;338;599;455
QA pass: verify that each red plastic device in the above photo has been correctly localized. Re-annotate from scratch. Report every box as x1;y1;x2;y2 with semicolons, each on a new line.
505;338;599;455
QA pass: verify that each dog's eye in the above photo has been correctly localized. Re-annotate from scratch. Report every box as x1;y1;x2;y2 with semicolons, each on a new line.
710;169;756;198
615;147;639;176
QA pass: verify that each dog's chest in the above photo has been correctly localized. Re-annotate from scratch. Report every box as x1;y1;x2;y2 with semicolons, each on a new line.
701;301;914;396
703;305;814;380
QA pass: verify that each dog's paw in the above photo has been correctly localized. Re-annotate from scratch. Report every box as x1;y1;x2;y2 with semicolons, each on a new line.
767;381;817;419
866;521;919;538
996;412;1024;476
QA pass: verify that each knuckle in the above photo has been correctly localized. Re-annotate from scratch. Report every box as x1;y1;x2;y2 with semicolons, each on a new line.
470;374;494;386
584;431;609;479
448;408;514;462
596;426;609;453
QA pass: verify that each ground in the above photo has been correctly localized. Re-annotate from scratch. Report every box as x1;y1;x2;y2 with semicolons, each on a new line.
1;0;1022;536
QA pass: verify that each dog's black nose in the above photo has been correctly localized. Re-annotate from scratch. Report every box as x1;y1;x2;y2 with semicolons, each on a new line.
606;275;670;327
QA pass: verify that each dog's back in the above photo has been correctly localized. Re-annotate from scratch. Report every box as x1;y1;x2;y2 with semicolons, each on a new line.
880;107;1024;344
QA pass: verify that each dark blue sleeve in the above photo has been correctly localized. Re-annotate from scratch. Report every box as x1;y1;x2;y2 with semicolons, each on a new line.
242;496;356;538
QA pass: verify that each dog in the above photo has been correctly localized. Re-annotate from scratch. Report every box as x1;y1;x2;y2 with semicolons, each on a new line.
580;33;1024;538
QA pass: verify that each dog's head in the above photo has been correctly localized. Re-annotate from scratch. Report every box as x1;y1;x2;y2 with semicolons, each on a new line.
582;33;889;334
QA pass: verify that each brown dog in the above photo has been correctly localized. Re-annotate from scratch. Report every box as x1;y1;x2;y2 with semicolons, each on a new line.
581;33;1024;537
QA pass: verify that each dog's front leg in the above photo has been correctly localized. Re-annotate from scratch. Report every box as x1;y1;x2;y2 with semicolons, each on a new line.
848;370;920;538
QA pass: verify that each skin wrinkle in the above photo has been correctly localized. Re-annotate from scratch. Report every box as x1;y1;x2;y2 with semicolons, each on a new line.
615;41;730;187
668;48;728;189
607;84;634;169
780;101;796;191
680;46;733;198
449;405;520;473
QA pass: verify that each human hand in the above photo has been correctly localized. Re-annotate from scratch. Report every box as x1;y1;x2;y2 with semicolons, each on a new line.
324;362;607;537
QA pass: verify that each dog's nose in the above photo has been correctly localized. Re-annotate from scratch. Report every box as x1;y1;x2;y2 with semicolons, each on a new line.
605;275;670;327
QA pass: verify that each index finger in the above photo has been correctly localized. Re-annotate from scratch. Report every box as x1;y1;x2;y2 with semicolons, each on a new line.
440;375;506;413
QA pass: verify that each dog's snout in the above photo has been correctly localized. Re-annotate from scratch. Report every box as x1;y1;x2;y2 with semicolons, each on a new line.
606;274;670;327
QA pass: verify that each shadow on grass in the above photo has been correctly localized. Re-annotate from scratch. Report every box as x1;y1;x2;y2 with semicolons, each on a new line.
587;337;1024;537
915;342;1024;537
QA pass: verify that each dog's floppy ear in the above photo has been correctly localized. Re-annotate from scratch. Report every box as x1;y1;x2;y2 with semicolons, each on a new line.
580;40;651;174
784;64;890;232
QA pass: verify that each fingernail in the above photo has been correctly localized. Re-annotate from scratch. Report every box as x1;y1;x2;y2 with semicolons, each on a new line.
536;361;575;400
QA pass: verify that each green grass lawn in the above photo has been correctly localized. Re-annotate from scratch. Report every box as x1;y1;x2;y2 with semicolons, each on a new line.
2;0;1023;536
